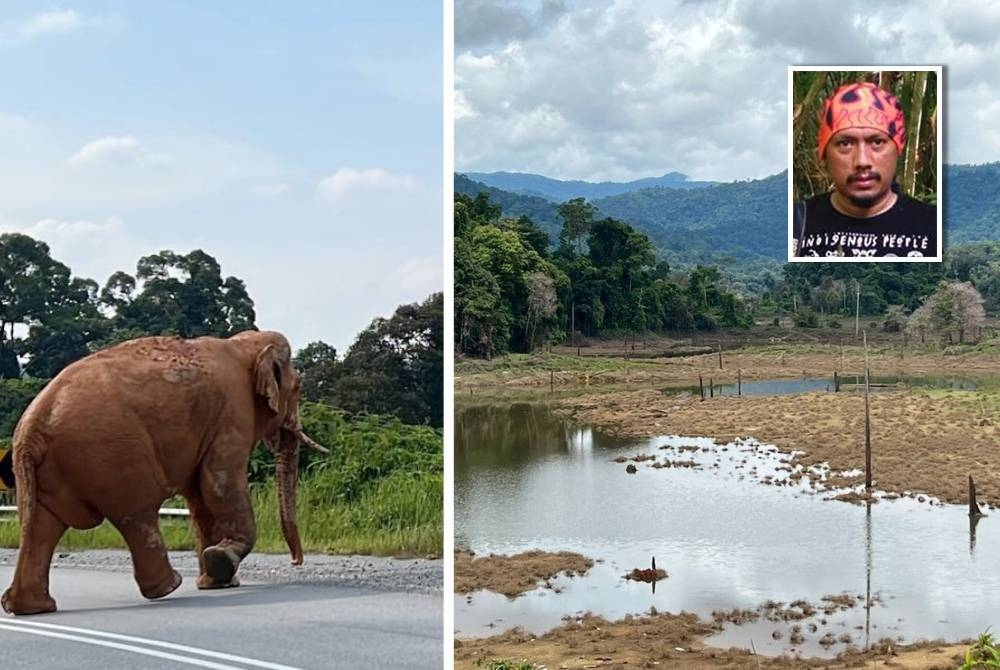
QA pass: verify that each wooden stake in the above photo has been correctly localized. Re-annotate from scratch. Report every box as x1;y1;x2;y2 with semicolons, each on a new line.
550;370;554;393
864;331;872;492
834;370;839;392
699;374;705;401
718;340;723;370
710;378;714;398
738;369;742;396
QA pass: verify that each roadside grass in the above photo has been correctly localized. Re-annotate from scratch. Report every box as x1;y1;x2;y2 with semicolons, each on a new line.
0;472;443;557
0;406;443;558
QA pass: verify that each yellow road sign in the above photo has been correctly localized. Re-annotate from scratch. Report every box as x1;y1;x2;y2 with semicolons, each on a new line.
0;448;13;490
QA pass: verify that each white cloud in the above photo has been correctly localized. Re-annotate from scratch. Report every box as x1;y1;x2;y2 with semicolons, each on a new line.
22;215;124;239
455;0;568;49
316;168;417;204
19;10;81;38
0;119;292;213
1;9;118;45
68;136;142;166
456;0;1000;181
0;215;135;283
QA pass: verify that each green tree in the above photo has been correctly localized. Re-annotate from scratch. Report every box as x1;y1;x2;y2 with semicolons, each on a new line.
0;234;111;377
103;249;256;338
0;378;47;437
313;294;442;427
557;198;596;256
293;341;339;402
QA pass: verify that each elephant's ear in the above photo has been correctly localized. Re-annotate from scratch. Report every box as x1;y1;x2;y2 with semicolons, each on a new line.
254;344;281;413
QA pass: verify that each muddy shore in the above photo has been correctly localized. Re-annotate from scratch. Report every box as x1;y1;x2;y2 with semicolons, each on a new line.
553;388;1000;506
456;347;1000;391
455;611;966;669
455;549;594;597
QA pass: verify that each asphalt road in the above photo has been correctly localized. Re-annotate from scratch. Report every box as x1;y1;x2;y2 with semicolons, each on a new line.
0;566;443;669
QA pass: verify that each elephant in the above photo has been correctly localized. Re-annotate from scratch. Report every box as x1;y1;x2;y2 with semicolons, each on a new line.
1;330;327;615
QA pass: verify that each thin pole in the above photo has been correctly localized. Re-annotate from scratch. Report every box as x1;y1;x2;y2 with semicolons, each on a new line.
855;281;861;337
864;330;872;491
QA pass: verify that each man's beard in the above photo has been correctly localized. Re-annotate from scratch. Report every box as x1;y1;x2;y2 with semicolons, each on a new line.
846;192;882;208
844;172;887;208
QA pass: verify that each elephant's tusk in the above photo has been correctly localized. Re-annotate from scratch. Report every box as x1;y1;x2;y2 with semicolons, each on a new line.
296;431;329;454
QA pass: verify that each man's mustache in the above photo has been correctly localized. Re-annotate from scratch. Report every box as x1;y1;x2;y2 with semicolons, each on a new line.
847;171;882;183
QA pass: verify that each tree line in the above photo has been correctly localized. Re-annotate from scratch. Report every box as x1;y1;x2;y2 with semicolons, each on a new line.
455;190;1000;355
0;233;442;429
455;192;753;357
770;242;1000;342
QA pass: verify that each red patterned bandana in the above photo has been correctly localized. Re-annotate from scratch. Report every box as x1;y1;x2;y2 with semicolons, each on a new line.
817;82;906;157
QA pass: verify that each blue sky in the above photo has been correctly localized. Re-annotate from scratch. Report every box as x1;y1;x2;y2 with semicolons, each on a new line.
0;2;442;354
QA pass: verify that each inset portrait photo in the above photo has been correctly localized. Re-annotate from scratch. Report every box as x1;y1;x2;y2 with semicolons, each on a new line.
788;66;942;261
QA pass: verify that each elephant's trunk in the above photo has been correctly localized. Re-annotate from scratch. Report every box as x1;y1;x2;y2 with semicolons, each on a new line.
275;429;304;566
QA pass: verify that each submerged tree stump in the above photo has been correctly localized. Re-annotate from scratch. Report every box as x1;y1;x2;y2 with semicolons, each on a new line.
969;474;985;518
625;556;668;583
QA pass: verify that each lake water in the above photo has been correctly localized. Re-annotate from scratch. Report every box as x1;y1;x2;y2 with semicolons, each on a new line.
455;402;1000;657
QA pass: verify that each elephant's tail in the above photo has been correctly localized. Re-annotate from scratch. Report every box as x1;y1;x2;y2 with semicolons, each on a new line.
11;427;44;535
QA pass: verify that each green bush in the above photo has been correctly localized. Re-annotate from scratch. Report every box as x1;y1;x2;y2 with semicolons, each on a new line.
0;379;48;438
793;308;819;328
960;629;1000;669
298;403;442;503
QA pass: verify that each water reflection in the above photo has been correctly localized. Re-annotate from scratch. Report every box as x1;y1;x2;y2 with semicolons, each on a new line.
456;402;633;473
455;403;1000;657
865;501;872;648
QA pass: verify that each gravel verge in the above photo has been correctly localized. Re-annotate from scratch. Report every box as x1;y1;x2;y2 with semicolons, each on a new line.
0;549;442;594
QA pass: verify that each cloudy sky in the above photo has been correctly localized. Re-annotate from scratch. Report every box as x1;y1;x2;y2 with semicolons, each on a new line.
0;2;442;354
455;0;1000;182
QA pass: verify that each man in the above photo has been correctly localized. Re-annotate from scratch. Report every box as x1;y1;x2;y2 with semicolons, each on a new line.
793;81;937;258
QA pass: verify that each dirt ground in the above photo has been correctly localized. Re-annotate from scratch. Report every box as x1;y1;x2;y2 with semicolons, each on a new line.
553;388;1000;506
455;550;595;597
456;347;1000;391
454;611;966;669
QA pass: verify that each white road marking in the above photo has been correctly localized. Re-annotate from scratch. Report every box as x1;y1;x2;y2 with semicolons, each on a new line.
0;620;306;670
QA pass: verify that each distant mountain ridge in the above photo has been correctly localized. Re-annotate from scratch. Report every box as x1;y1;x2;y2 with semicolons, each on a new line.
456;163;1000;269
464;170;716;201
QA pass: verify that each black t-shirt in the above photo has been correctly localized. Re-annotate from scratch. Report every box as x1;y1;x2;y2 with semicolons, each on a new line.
794;193;937;258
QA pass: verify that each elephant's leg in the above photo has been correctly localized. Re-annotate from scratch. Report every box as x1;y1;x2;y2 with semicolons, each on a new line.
197;464;256;589
109;509;182;600
1;503;67;615
185;487;237;590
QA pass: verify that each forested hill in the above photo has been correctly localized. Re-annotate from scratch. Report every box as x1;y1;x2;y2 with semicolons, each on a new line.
944;162;1000;244
458;163;1000;269
464;170;716;201
455;172;785;267
593;173;786;266
455;173;561;235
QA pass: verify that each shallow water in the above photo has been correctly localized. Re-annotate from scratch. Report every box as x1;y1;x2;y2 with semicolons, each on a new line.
454;403;1000;657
